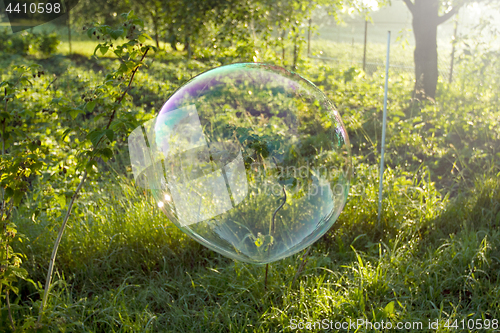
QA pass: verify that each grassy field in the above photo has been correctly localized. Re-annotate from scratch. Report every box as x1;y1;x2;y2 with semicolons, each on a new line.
16;177;500;332
2;24;500;332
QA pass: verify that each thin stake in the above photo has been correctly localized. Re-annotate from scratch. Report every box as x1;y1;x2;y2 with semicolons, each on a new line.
67;10;72;55
449;19;458;83
307;18;312;56
264;263;269;289
377;31;391;223
291;246;311;288
363;20;368;72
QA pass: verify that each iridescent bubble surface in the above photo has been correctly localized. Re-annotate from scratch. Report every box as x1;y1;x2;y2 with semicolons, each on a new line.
128;63;351;264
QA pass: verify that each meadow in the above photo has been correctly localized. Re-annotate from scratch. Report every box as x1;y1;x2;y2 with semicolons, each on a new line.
0;12;499;333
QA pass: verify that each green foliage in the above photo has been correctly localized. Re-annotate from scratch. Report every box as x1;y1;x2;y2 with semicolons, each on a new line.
0;64;49;331
0;11;155;330
38;32;60;56
53;11;157;175
71;0;369;64
0;5;499;331
0;30;60;56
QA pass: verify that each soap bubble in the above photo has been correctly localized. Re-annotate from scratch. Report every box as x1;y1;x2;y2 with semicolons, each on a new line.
128;63;351;264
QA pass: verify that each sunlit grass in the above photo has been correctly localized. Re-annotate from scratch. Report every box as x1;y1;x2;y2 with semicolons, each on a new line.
57;40;101;57
16;173;500;332
6;44;500;331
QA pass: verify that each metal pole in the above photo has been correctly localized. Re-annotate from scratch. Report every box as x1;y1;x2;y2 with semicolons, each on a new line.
308;18;311;56
378;31;391;223
67;10;72;55
351;37;354;66
449;19;458;83
363;20;368;72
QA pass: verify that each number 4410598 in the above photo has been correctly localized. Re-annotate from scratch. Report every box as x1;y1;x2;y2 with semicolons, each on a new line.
445;318;498;330
5;2;61;14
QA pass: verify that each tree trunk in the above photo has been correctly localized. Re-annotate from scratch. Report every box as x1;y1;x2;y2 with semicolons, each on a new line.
293;27;298;70
412;0;439;100
153;17;160;49
168;26;177;51
67;10;72;55
281;29;286;66
185;35;192;60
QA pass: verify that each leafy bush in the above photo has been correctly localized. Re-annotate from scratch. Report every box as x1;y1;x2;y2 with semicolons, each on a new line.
0;29;60;56
38;32;60;56
0;63;48;331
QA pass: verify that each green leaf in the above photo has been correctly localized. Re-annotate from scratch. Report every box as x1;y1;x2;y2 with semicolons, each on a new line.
9;267;28;279
62;129;72;140
87;101;96;112
94;113;105;122
51;97;68;105
110;28;124;39
87;130;106;147
100;46;109;55
5;187;14;198
383;301;395;316
105;129;114;142
86;160;98;173
13;190;23;206
138;35;146;43
55;193;66;209
100;148;113;161
20;77;33;86
69;108;83;120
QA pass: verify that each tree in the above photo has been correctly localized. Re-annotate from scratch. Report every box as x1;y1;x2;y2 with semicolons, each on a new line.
402;0;465;100
402;0;494;100
71;0;132;28
132;0;162;48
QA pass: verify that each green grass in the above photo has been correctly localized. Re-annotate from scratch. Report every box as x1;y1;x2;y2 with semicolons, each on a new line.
14;174;500;332
56;40;101;57
2;33;500;332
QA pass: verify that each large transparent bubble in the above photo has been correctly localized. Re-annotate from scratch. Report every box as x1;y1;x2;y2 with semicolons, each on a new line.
128;63;351;264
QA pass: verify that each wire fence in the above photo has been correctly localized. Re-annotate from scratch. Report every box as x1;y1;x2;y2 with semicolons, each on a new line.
308;23;453;80
307;2;487;82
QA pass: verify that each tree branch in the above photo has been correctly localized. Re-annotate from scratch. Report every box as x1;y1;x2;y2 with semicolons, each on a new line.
437;6;460;25
6;291;14;330
105;47;150;130
402;0;414;13
37;170;87;327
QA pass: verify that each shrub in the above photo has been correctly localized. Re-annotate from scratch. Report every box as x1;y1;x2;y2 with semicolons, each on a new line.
38;32;60;56
0;29;60;56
